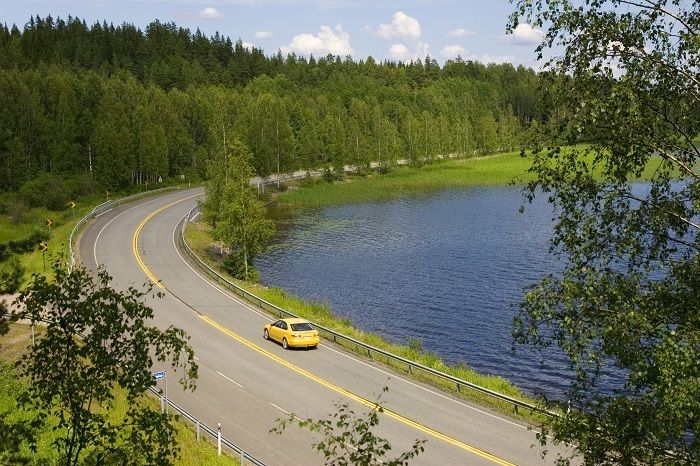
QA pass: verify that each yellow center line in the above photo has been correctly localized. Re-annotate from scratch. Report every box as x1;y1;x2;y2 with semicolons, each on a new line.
133;196;515;466
200;315;514;465
132;193;202;289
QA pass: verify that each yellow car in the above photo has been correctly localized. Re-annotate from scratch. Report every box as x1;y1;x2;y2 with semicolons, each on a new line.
264;318;320;349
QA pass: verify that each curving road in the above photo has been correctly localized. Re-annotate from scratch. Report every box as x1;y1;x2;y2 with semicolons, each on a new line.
79;188;567;466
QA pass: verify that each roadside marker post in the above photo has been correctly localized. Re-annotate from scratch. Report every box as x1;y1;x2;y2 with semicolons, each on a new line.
38;241;48;271
217;423;222;456
153;370;167;414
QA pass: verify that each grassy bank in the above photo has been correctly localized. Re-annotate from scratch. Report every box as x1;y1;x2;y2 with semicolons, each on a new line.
276;152;532;210
186;220;547;422
275;147;666;212
1;185;196;285
0;323;239;465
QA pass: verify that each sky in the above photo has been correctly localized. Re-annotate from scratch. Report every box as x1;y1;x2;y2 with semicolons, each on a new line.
2;0;545;67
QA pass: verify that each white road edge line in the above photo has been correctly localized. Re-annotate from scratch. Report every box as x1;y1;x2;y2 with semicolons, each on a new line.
216;371;244;388
93;190;197;267
169;203;530;432
270;403;291;416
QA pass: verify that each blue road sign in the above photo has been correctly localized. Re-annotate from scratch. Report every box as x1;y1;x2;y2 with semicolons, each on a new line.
153;370;166;380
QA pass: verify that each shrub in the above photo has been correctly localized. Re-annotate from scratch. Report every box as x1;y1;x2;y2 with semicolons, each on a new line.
0;256;25;294
223;251;260;282
4;199;28;224
65;173;96;198
18;174;69;210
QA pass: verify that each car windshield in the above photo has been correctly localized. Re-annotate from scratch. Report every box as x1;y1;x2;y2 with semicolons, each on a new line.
290;322;314;331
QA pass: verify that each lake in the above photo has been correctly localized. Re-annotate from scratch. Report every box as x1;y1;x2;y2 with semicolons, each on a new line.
256;186;585;399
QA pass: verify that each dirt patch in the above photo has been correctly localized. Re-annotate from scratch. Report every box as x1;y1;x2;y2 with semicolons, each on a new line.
0;323;34;362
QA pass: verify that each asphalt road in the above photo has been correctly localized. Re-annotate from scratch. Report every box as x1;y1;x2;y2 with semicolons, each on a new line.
78;187;570;466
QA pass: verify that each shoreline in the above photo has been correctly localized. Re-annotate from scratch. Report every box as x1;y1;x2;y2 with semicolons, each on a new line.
271;150;533;212
186;153;552;421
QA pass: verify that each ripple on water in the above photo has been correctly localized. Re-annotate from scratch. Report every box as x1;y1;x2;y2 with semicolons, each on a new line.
256;186;596;399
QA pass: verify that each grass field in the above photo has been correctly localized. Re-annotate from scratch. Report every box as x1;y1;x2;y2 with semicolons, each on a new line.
0;323;239;465
1;185;195;285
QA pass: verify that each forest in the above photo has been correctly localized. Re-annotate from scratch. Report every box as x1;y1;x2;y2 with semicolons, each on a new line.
0;15;542;207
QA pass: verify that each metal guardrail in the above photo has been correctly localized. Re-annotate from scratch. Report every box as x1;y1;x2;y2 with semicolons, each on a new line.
68;187;183;271
179;205;558;418
67;187;268;465
147;387;265;466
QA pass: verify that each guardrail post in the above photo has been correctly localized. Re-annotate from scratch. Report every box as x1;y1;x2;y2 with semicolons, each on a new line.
196;420;200;442
241;449;245;463
217;423;222;456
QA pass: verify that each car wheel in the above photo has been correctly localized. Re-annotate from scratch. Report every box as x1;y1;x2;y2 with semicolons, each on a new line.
311;345;318;350
282;338;289;349
263;328;269;340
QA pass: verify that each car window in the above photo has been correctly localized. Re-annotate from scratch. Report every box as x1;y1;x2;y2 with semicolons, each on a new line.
273;320;282;328
280;321;287;330
291;322;314;331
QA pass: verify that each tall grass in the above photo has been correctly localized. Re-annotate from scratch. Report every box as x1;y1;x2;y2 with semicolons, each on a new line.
276;147;665;212
276;152;533;210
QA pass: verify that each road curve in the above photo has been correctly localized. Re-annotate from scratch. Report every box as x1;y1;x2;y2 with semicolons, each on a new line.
79;188;563;466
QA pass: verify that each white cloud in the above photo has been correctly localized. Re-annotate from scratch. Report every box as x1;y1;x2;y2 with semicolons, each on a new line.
441;44;466;60
241;41;254;49
508;23;544;45
254;31;274;39
387;41;430;61
376;11;421;40
198;7;223;20
282;24;354;56
375;11;430;61
446;28;476;38
416;41;430;58
388;43;410;61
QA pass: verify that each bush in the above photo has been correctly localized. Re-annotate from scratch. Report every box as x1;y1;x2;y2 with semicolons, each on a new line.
18;174;69;210
3;198;28;224
0;256;25;294
223;251;259;282
322;168;344;183
65;173;96;198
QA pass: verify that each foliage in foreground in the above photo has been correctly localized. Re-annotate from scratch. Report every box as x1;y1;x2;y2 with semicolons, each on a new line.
9;259;198;465
0;323;238;466
272;387;425;466
511;1;700;464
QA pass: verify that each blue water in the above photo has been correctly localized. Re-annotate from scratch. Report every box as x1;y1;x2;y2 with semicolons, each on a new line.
256;187;582;399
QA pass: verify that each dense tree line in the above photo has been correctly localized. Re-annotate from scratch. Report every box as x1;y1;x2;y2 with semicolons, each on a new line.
0;16;542;204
